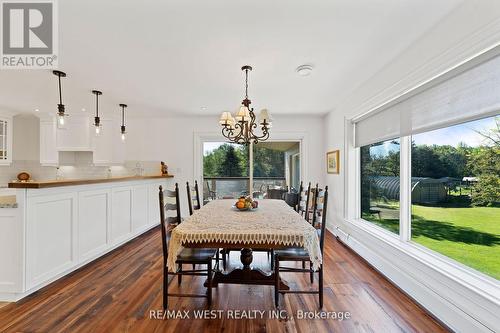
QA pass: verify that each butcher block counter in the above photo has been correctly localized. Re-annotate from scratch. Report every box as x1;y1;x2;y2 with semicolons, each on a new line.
8;174;174;189
0;174;174;302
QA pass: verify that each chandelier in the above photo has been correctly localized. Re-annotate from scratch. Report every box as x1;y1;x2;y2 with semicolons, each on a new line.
219;65;271;145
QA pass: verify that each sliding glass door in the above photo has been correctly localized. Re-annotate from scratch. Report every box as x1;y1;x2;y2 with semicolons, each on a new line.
203;141;300;200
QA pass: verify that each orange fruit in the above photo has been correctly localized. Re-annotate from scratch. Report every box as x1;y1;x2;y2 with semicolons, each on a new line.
236;201;245;209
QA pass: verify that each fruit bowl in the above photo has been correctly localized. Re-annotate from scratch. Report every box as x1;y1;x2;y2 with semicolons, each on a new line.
233;196;259;211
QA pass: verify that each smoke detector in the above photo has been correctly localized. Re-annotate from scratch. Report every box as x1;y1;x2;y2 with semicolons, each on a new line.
296;64;314;76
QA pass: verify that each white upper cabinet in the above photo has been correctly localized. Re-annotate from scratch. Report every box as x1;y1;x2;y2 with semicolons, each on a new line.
92;118;114;165
56;116;92;151
40;118;58;166
39;116;125;166
0;115;13;165
92;118;126;165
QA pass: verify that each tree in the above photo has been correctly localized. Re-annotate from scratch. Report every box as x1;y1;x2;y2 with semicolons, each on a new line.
253;146;285;177
468;145;500;206
467;117;500;206
216;145;244;177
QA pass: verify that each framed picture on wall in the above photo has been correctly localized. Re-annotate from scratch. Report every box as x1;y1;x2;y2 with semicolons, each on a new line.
326;150;340;174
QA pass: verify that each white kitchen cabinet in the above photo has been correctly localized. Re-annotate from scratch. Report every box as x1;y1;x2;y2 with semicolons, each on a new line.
111;186;133;245
92;119;114;165
26;192;78;290
78;189;111;261
0;115;13;165
39;119;58;166
0;177;171;302
56;116;92;151
38;116;125;166
131;184;149;231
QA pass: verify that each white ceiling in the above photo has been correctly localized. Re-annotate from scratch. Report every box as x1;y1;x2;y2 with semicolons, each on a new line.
0;0;463;118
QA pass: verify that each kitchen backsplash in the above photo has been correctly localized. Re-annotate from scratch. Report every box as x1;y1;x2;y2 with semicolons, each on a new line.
0;160;163;187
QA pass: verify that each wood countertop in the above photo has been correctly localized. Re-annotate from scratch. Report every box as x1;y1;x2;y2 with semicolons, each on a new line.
8;174;174;189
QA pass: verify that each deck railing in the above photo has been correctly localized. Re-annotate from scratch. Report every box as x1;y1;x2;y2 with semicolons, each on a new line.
203;177;286;199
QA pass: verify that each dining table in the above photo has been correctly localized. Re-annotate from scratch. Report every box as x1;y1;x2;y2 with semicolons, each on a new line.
167;199;322;289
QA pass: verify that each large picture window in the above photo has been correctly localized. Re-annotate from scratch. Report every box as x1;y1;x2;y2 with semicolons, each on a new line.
358;116;499;280
411;116;500;280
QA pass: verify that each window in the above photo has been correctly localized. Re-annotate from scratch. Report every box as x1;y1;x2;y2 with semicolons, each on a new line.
202;141;299;199
411;116;500;280
360;138;400;234
0;119;8;162
357;116;499;280
203;142;249;199
253;142;299;196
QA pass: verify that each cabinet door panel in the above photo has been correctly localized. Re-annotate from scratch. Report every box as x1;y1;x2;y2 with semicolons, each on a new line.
132;185;149;231
78;189;110;260
26;194;76;289
40;120;58;165
111;187;132;244
56;117;91;151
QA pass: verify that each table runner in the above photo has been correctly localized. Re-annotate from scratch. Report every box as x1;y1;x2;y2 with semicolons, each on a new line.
167;199;322;271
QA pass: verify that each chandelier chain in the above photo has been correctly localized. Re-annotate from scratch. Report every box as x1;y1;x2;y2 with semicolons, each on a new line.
245;68;249;99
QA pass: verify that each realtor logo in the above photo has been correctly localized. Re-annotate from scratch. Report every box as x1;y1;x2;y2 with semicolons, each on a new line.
1;0;58;68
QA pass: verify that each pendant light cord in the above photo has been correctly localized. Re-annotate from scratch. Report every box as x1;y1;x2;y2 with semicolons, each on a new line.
95;94;99;117
57;74;63;105
245;68;249;99
121;106;125;126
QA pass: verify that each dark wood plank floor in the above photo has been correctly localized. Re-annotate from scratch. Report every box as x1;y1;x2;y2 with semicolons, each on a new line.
0;228;448;333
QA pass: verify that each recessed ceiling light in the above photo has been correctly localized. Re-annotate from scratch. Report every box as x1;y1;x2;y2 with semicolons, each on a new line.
34;108;39;112
296;64;314;76
201;107;207;111
81;108;86;112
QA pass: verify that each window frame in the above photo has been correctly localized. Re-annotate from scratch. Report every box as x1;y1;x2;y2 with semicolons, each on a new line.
352;121;500;284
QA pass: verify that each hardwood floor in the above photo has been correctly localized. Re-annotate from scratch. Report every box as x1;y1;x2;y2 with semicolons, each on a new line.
0;227;448;333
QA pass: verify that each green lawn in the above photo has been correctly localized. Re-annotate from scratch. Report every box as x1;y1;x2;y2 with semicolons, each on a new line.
363;205;500;280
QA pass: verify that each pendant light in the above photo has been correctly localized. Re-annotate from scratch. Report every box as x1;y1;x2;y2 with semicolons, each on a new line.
53;70;67;127
119;103;127;142
92;90;103;136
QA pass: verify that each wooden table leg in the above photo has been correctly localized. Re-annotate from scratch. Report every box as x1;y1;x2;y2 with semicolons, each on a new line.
205;248;289;290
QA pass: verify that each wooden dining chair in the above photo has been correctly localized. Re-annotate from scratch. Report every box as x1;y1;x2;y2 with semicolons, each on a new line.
274;185;328;309
297;182;312;221
205;181;217;201
159;184;218;309
186;181;201;215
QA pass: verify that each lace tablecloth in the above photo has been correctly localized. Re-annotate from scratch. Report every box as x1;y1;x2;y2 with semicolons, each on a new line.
167;199;322;271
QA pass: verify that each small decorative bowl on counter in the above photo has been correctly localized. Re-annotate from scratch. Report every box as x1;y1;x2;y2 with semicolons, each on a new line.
233;196;259;211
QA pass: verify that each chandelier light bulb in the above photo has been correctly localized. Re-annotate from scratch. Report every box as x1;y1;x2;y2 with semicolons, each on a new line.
95;125;101;136
121;133;126;142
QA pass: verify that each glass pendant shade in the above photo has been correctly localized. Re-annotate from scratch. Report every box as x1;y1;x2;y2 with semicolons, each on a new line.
58;114;65;126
